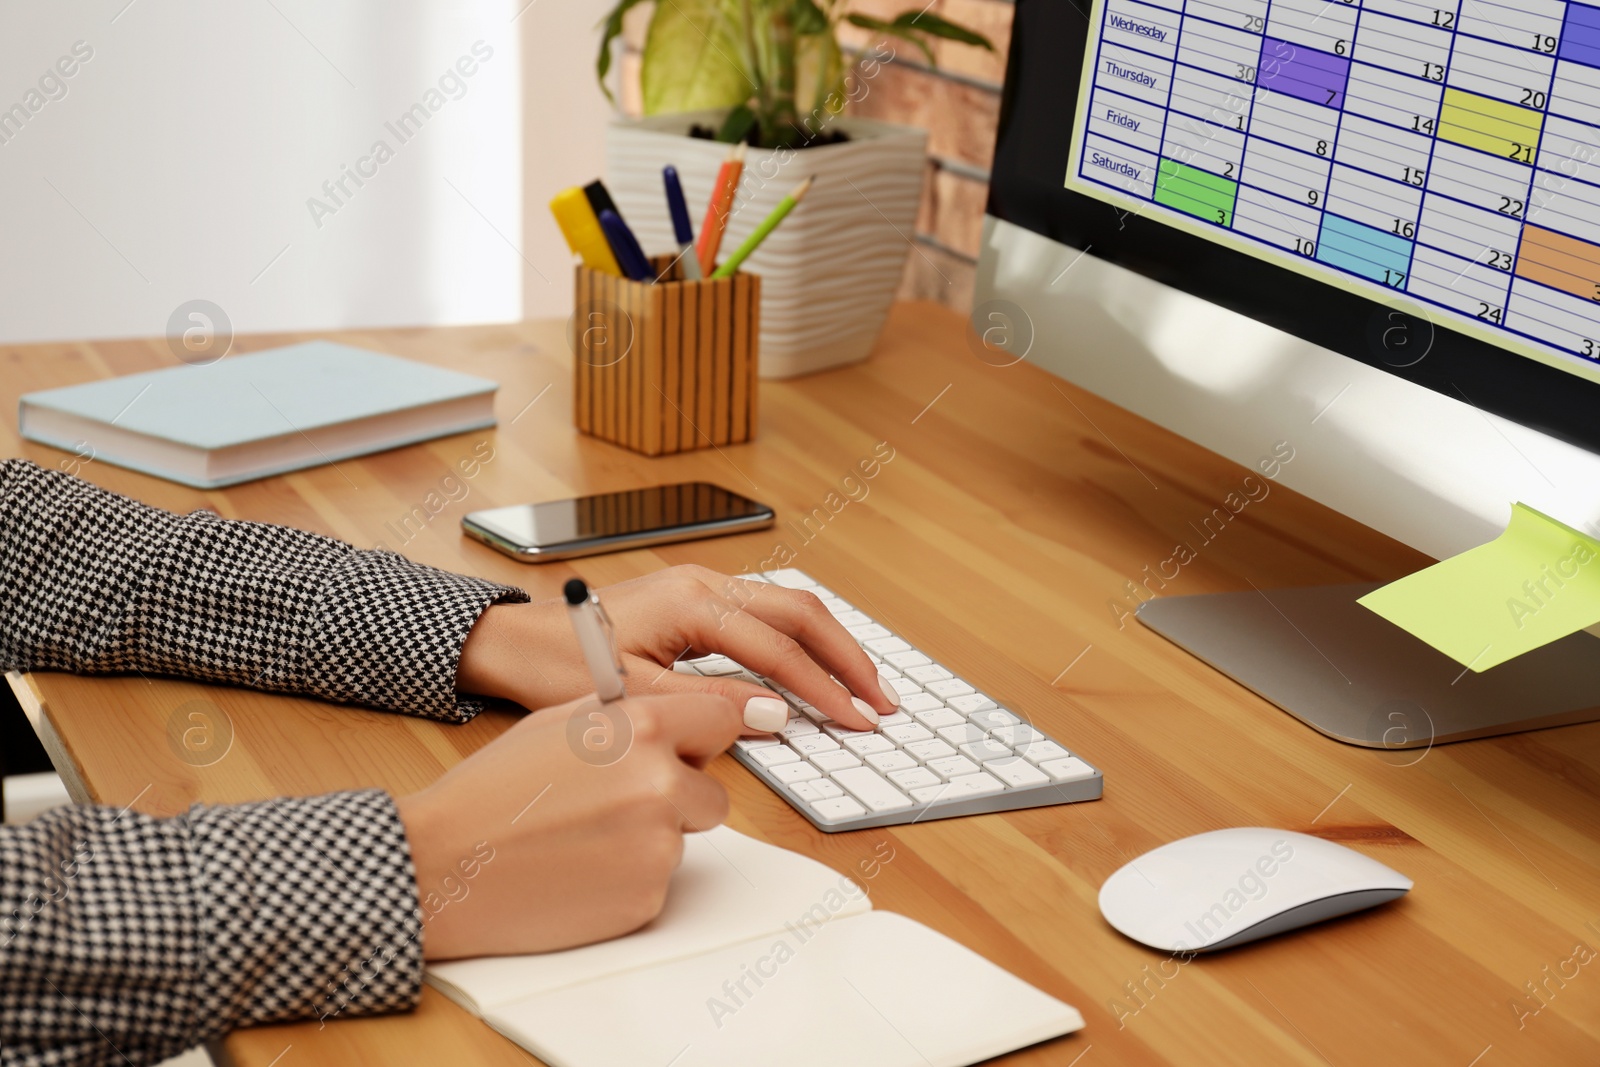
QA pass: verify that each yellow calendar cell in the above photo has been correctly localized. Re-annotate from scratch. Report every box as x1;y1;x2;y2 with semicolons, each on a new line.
1437;88;1544;164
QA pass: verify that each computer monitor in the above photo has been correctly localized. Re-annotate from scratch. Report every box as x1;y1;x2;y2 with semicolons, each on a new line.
980;0;1600;747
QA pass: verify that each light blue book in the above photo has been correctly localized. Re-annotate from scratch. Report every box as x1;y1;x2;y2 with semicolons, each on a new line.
19;341;499;489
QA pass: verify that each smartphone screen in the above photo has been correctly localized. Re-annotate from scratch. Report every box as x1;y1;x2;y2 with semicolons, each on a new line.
464;482;774;561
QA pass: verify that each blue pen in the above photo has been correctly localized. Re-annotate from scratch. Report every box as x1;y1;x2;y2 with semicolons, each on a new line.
662;166;703;280
598;208;655;282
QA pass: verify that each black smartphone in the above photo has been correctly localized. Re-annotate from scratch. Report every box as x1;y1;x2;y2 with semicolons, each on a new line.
462;482;775;562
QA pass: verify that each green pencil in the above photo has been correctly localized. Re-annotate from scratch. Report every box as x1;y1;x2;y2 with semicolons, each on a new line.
710;176;814;279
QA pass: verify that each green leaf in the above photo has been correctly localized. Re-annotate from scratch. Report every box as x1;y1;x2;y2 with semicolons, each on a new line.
797;30;844;118
889;9;995;50
716;102;758;142
595;0;653;105
641;0;755;114
793;0;829;34
844;12;935;65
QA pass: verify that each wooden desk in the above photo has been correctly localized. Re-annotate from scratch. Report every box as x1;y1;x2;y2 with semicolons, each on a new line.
6;305;1598;1066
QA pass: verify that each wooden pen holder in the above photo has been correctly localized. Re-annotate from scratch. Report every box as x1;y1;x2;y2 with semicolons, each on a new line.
572;256;760;456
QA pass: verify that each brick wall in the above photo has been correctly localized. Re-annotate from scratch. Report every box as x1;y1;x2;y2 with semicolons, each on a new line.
617;0;1013;313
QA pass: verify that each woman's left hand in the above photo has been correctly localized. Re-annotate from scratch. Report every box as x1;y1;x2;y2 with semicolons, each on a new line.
455;564;900;732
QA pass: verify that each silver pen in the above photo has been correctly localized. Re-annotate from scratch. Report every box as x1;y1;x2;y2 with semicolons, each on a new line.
564;578;626;704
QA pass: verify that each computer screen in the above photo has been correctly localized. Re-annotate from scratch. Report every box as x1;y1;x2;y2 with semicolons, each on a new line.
990;0;1600;452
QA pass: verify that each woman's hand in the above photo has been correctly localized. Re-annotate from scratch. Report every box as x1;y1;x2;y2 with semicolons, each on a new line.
396;692;739;960
455;565;898;731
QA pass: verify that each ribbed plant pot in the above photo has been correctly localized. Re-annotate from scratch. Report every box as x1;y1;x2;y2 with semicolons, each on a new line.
606;110;927;379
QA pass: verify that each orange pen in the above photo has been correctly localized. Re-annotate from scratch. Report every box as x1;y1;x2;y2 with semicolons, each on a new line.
696;142;746;276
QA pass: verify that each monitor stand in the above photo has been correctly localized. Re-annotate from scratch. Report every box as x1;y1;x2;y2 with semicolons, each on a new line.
1137;583;1600;749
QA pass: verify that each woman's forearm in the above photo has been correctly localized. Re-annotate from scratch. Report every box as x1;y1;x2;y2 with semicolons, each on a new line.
0;791;422;1066
0;459;528;722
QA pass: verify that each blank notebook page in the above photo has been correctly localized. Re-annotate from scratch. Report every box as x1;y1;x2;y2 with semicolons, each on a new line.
488;911;1084;1067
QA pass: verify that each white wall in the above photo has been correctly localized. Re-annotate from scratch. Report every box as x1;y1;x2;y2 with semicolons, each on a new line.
520;0;620;320
0;1;530;344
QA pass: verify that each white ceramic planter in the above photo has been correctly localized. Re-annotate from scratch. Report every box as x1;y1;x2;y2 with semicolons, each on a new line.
606;110;927;379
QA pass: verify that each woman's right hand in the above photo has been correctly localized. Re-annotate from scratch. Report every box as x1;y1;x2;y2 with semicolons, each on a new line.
395;691;740;961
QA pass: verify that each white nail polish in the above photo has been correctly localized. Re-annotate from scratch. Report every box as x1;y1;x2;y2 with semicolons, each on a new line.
851;696;882;726
743;696;789;733
877;673;901;708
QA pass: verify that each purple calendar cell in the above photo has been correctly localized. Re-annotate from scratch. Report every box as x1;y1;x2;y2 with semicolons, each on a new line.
1560;4;1600;68
1257;37;1350;109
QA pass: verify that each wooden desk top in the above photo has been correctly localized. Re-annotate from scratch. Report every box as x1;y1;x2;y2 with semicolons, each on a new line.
6;305;1598;1066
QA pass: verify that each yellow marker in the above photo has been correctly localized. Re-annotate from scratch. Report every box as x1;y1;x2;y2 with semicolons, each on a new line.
550;186;622;276
1437;88;1544;165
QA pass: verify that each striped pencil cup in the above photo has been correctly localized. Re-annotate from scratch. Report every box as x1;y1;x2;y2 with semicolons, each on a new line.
572;255;761;456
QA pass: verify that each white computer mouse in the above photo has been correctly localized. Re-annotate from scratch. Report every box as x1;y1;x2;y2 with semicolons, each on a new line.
1098;827;1412;953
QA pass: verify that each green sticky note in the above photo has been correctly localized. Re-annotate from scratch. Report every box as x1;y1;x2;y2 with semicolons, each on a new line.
1358;503;1600;671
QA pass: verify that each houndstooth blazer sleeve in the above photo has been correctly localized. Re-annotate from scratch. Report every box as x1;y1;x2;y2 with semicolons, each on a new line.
0;459;532;1065
0;458;529;723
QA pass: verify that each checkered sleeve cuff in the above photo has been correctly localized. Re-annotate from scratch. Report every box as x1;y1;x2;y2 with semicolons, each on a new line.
0;459;528;722
0;790;422;1067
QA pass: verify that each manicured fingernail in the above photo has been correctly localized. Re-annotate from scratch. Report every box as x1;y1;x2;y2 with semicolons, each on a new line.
851;696;882;726
877;673;901;708
743;696;789;733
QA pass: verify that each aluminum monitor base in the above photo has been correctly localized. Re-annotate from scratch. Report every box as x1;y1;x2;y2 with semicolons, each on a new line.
1136;583;1600;748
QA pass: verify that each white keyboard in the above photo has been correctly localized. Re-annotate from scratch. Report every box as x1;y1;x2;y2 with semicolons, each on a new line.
677;569;1103;831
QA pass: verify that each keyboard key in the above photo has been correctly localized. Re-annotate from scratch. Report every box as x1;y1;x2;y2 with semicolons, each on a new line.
889;677;922;697
888;766;941;790
937;724;987;746
772;761;822;784
831;767;913;813
1016;740;1070;764
841;733;896;756
810;750;864;772
866;636;912;655
882;723;932;744
877;663;902;679
926;755;980;780
766;569;817;589
899;692;944;714
902;738;957;762
695;657;744;676
824;723;871;740
779;718;820;739
947;693;996;714
835;611;874;628
811;796;868;820
791;734;840;756
913;708;965;730
849;623;892;641
939;772;1005;799
866;750;918;773
877;711;915;728
735;737;780;751
959;740;1013;764
795;703;830;724
823;598;855;615
751;746;801;767
885;650;932;669
904;664;952;683
672;661;700;675
984;756;1048;788
1040;756;1097;783
990;724;1042;747
791;778;844;802
925;678;976;699
969;709;1020;730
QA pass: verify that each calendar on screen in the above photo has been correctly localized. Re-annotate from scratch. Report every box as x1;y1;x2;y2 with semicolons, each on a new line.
1065;0;1600;370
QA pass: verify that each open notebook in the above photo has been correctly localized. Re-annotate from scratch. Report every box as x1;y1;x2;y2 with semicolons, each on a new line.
426;827;1084;1067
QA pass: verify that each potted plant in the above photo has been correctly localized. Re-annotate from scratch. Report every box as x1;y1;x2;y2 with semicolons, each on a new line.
595;0;993;378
